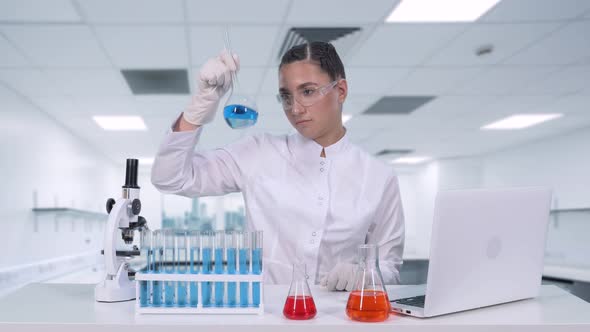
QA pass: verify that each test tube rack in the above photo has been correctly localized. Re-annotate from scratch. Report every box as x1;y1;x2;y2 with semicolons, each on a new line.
135;272;264;314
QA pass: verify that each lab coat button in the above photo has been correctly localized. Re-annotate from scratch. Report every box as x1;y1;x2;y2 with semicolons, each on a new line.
312;232;317;236
320;168;324;172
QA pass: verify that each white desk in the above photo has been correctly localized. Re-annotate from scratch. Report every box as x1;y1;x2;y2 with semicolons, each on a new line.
0;283;589;331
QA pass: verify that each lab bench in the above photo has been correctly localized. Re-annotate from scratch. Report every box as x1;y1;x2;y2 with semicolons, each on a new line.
0;283;589;331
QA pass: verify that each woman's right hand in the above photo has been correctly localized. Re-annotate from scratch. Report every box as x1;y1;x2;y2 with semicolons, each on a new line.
182;50;240;126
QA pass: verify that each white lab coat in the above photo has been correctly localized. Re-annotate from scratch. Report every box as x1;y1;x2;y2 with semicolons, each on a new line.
151;120;405;285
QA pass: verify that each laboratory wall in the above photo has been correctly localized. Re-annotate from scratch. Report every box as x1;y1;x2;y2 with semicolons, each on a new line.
0;89;120;292
398;127;590;268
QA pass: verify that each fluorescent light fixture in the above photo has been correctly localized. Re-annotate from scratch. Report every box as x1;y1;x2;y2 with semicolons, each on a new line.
386;0;502;22
342;114;353;124
92;116;147;131
481;114;563;130
138;158;154;165
391;156;431;164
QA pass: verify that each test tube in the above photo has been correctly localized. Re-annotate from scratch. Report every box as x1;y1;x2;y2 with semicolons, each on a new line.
251;230;263;307
214;231;226;307
176;230;188;307
164;229;176;307
238;231;251;307
201;231;213;307
139;228;152;307
188;230;200;307
226;231;237;307
151;230;163;307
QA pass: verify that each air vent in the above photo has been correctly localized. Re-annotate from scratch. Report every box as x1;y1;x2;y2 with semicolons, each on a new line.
278;27;362;60
364;96;435;115
376;149;414;157
121;69;190;95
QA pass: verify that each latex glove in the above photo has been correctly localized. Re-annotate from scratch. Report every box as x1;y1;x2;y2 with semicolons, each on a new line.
320;263;357;291
183;49;240;126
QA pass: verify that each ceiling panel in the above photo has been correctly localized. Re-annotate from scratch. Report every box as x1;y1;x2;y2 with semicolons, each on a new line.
390;67;483;95
190;25;281;67
523;66;590;95
342;95;382;116
66;96;141;115
0;68;61;97
0;35;29;66
450;66;559;95
425;23;561;66
258;67;278;95
345;67;411;94
77;0;184;23
349;23;468;66
134;95;190;116
286;0;400;25
95;26;188;68
1;25;111;67
187;0;290;24
44;69;132;96
0;82;38;113
481;0;590;22
0;0;80;22
536;94;590;114
503;21;590;65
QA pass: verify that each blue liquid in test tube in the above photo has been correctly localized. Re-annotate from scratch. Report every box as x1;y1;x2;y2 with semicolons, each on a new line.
215;247;225;307
151;230;163;307
252;248;262;307
176;231;188;307
164;231;175;307
226;247;237;307
139;229;152;307
189;231;200;307
239;247;250;307
201;247;212;307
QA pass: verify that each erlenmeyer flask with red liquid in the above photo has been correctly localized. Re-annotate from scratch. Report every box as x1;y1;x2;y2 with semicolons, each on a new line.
346;244;391;322
283;262;317;320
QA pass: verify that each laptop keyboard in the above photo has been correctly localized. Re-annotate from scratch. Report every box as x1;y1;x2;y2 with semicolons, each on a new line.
391;295;426;308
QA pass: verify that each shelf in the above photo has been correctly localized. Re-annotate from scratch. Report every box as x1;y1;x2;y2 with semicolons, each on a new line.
32;207;107;219
550;208;590;213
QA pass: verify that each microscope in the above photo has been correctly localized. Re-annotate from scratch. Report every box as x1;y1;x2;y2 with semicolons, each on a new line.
95;159;148;302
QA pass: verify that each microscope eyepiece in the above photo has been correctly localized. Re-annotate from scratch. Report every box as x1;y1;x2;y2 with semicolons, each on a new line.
124;158;140;189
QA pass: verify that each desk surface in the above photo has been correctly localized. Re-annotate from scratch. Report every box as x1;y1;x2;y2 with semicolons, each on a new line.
0;283;589;332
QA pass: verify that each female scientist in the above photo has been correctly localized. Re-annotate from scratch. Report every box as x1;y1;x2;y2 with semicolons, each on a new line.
151;42;405;291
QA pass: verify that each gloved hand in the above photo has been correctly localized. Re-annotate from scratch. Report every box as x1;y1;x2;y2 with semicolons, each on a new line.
320;263;357;291
183;49;240;126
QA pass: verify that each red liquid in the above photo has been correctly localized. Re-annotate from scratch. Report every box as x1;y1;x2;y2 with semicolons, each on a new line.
346;290;391;322
283;295;317;320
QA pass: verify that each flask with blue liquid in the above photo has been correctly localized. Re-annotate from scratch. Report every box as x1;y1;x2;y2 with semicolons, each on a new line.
223;26;258;129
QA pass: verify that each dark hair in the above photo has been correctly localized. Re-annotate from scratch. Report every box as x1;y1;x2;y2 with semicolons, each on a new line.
279;41;346;80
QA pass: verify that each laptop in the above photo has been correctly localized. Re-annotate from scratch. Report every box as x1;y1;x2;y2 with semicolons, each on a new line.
390;187;552;318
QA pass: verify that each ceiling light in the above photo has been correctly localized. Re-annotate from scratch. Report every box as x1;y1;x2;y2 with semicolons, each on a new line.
391;156;431;164
481;114;563;130
386;0;501;22
138;158;154;165
92;116;147;131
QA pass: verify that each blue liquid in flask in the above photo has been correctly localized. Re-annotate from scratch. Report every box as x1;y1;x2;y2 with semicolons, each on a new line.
224;104;258;129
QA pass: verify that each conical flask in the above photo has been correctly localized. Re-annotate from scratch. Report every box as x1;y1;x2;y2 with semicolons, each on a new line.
346;244;391;322
283;262;317;320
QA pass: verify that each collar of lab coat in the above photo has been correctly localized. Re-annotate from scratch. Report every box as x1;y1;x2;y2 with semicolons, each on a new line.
290;127;351;161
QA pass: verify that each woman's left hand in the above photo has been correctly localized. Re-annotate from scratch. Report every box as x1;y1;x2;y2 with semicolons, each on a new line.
320;263;356;291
